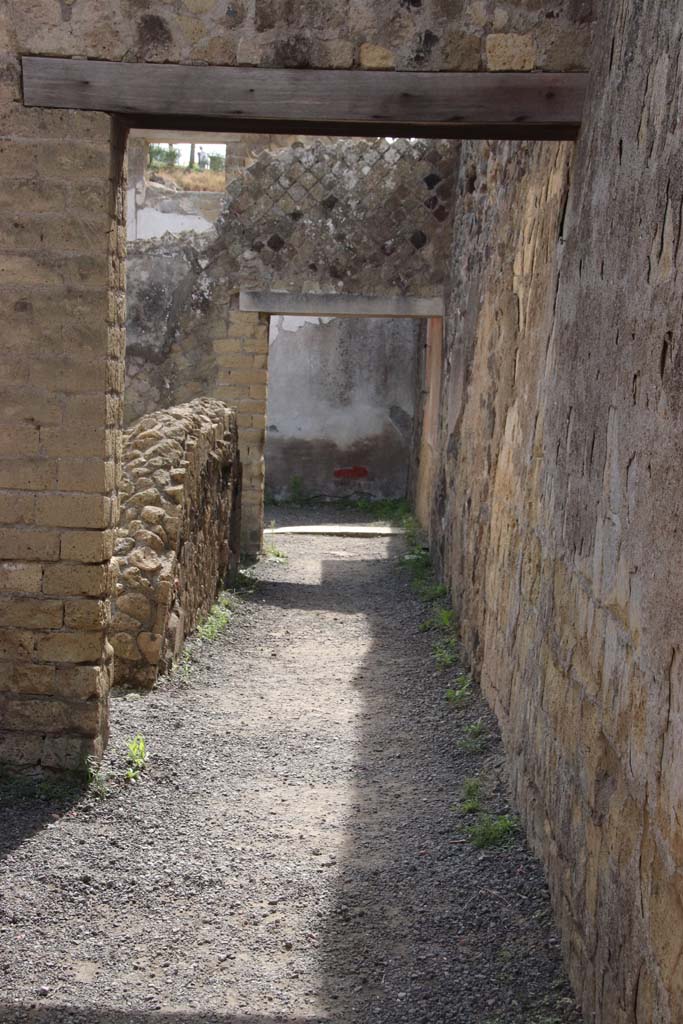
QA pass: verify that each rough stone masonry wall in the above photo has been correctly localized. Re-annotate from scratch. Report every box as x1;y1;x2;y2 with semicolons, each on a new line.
5;1;592;71
413;4;683;1022
111;399;240;689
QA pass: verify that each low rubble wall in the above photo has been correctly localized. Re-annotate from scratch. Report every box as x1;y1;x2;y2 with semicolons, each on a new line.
111;399;241;688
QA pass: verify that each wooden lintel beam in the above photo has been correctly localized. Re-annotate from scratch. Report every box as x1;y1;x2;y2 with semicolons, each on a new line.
22;58;587;141
240;291;445;318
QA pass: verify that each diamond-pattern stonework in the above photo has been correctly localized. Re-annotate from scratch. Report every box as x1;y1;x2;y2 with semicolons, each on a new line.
220;136;458;296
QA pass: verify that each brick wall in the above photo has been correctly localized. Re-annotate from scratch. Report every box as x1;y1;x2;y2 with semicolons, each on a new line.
212;312;269;555
0;54;123;769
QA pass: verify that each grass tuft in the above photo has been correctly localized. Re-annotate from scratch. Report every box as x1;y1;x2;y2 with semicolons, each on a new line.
264;542;287;561
124;733;149;784
467;813;519;849
446;673;472;707
460;777;482;814
458;718;489;753
197;593;236;640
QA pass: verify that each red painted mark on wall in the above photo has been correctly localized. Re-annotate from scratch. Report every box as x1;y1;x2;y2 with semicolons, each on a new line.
334;465;369;479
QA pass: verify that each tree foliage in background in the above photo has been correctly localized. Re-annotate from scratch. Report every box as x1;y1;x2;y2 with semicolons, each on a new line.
148;143;181;168
209;152;226;172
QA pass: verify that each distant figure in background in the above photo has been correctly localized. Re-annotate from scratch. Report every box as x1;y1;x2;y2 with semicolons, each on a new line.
197;146;209;171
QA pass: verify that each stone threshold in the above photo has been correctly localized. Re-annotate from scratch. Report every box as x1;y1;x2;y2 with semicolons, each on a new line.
263;524;405;537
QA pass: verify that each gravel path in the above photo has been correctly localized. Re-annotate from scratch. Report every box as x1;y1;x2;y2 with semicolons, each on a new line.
0;512;582;1024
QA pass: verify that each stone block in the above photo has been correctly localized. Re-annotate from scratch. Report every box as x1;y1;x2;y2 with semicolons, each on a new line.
0;627;34;661
0;425;40;457
60;529;113;564
0;731;44;767
116;591;152;624
111;631;139;661
5;664;56;697
441;30;481;70
1;388;64;426
0;561;43;594
0;458;57;492
0;527;60;561
35;631;105;664
0;695;102;735
0;597;63;629
41;733;100;770
55;664;108;700
0;491;35;525
57;459;115;494
64;599;109;631
42;562;110;598
213;336;245;354
40;425;112;459
35;493;112;529
485;33;535;71
138;631;163;664
359;43;395;69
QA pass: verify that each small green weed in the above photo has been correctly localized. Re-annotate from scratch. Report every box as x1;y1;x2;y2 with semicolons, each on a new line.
125;733;149;783
467;813;519;849
346;497;410;522
173;645;193;684
458;718;488;753
434;637;458;668
398;518;451;607
419;581;448;602
289;475;313;505
197;593;235;640
421;606;457;632
264;542;287;561
446;673;473;707
85;756;110;799
460;777;482;814
425;604;460;668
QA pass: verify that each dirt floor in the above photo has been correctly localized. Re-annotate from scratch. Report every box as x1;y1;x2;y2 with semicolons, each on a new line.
0;509;583;1024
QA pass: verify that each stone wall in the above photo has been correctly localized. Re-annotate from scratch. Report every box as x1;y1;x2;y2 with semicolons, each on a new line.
225;137;457;297
125;135;457;550
6;2;593;71
0;91;126;769
111;399;240;689
126;138;224;242
265;315;421;501
412;3;683;1021
126;135;457;425
128;181;223;242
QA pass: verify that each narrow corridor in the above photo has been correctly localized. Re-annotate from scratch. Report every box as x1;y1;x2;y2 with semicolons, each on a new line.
0;512;580;1024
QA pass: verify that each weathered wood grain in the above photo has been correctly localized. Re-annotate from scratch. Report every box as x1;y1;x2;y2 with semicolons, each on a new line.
22;59;587;140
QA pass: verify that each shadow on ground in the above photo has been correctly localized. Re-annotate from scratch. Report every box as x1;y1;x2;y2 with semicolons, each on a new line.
0;775;86;863
0;527;580;1024
0;1011;319;1024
